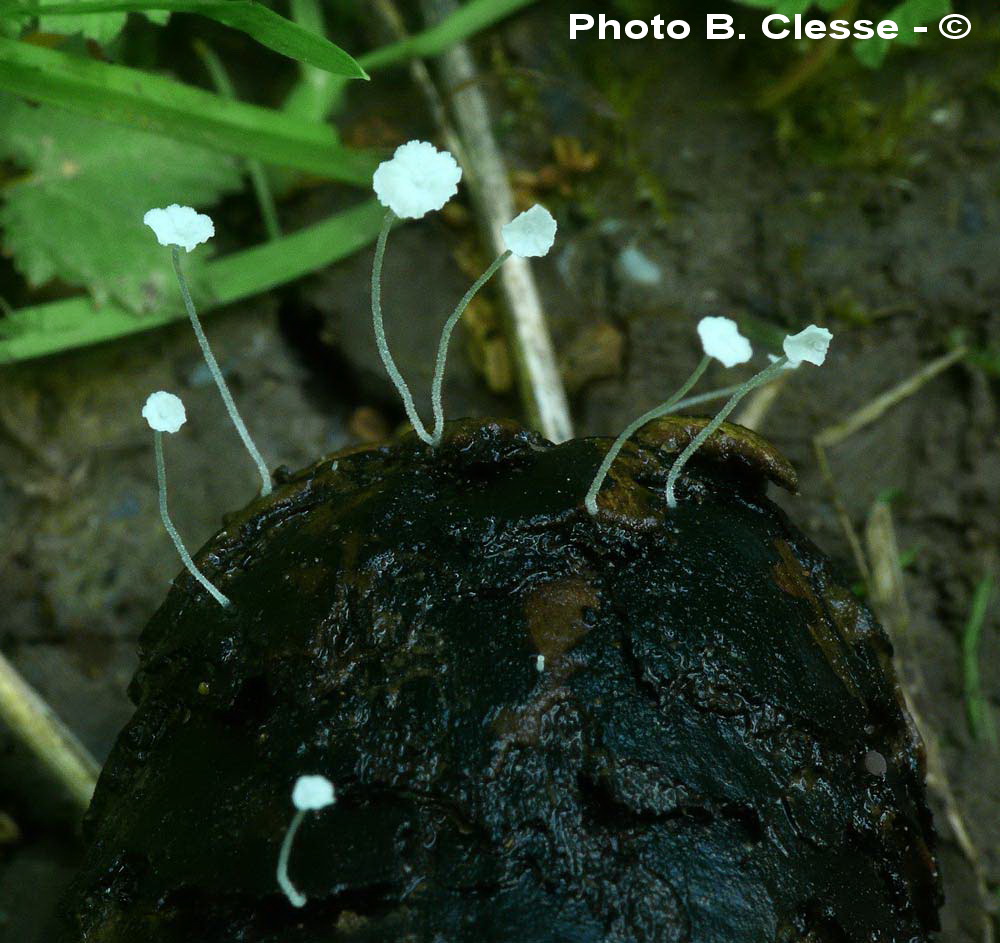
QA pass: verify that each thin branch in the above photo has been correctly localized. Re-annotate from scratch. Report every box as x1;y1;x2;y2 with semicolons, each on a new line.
813;346;968;585
0;651;99;816
417;0;573;443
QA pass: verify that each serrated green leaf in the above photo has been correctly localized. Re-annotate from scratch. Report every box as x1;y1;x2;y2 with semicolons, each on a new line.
0;93;242;312
0;200;386;362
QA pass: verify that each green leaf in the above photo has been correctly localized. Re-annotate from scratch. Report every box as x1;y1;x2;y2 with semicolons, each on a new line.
0;93;243;311
731;0;814;12
963;573;998;746
1;0;367;77
357;0;536;72
283;0;538;122
886;0;951;47
0;37;379;180
852;0;951;67
38;5;129;43
32;0;170;45
0;200;387;362
283;0;339;122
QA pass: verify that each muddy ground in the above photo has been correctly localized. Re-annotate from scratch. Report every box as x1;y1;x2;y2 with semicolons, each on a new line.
1;1;998;939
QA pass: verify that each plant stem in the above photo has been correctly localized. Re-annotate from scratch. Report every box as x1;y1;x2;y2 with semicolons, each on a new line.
194;40;282;241
665;358;789;508
962;574;997;747
276;808;308;907
418;0;572;443
585;355;711;516
670;383;743;413
0;651;99;817
371;211;434;444
430;249;510;444
171;247;272;495
154;431;231;609
758;0;859;109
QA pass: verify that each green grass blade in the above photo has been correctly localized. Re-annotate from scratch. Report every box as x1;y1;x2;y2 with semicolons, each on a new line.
193;39;281;240
282;0;538;119
0;200;386;363
962;573;997;747
357;0;537;72
283;0;340;122
1;0;367;77
0;37;378;181
208;199;384;302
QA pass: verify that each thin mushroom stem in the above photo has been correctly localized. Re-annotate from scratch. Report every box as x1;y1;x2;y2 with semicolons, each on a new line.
670;382;744;413
585;355;711;516
665;357;790;507
276;808;308;908
170;247;272;496
371;211;434;445
430;249;511;444
154;431;231;608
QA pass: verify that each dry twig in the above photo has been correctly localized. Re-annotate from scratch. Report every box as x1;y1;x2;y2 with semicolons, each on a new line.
416;0;573;443
813;346;967;583
0;651;99;817
821;347;992;942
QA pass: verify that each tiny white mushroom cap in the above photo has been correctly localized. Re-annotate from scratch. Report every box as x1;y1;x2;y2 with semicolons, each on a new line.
783;325;833;367
697;316;753;368
143;204;215;253
372;140;462;219
292;774;336;811
502;205;557;258
142;391;187;434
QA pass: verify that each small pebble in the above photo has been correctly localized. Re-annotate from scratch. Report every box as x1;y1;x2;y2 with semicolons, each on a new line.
616;245;662;286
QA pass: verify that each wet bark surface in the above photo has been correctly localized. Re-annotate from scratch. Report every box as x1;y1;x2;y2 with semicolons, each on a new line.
63;420;939;942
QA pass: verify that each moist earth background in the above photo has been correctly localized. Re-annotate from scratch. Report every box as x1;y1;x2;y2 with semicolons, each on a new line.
1;2;998;940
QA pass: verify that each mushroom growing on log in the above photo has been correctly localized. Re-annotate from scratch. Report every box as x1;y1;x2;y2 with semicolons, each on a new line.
62;418;940;942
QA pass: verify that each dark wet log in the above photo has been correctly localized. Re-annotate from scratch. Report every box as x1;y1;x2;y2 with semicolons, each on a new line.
63;419;940;942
